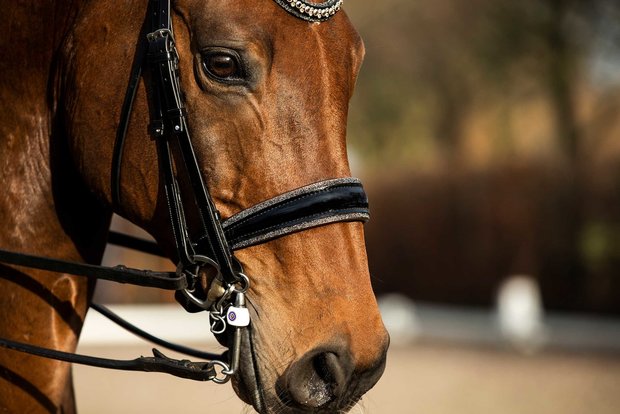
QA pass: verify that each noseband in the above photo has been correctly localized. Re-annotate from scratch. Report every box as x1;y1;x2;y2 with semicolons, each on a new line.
0;0;363;385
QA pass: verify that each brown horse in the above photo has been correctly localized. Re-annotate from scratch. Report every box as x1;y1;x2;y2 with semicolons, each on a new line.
0;0;388;413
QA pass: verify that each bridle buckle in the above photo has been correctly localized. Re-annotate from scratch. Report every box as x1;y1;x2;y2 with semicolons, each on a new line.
146;28;172;42
177;255;221;310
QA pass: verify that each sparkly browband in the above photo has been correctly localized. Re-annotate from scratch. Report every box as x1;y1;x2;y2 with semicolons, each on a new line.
273;0;343;22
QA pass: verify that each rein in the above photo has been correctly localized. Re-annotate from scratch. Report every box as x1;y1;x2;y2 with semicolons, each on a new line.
0;0;365;385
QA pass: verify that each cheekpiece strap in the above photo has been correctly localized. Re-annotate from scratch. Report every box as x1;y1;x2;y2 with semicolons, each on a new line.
222;178;369;250
273;0;344;23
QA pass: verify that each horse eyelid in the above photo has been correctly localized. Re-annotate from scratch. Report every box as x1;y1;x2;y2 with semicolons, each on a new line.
200;49;248;84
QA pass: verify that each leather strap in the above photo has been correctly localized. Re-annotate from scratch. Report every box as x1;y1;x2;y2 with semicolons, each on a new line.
111;7;149;210
107;178;370;254
0;248;184;290
91;303;223;361
0;336;217;381
144;0;239;287
108;178;370;254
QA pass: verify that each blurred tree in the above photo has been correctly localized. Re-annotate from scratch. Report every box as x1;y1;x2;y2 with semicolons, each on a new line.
347;0;620;165
346;0;620;313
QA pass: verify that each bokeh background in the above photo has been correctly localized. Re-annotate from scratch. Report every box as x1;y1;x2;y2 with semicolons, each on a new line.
77;1;620;412
348;0;620;313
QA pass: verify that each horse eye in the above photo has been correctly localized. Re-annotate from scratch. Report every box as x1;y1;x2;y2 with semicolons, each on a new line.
202;52;243;81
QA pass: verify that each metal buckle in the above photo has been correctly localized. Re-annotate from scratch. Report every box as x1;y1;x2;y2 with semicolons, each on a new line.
149;120;165;138
146;28;172;42
178;255;221;310
209;283;236;333
209;360;232;384
206;289;251;382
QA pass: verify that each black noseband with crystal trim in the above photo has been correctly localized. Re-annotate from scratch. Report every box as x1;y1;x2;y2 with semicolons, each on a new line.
223;178;368;250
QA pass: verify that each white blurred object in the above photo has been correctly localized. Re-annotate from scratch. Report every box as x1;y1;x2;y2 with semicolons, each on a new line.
79;304;216;347
496;275;547;353
378;293;419;345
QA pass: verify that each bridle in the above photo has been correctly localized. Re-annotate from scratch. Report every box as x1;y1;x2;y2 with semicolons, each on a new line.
0;0;363;385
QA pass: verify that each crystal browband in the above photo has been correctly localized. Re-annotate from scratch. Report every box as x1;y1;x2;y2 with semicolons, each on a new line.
273;0;344;23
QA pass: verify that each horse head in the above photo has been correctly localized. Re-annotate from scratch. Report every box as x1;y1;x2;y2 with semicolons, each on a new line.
58;0;388;411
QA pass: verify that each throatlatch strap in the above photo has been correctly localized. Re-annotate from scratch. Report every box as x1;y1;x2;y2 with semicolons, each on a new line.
111;7;149;210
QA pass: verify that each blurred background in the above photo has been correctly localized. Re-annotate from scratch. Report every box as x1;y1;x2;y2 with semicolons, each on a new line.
76;0;620;412
349;0;620;314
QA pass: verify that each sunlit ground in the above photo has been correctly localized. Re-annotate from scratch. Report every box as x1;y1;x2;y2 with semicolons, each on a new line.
74;299;620;414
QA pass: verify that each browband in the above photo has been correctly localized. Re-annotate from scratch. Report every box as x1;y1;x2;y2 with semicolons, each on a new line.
222;178;369;250
272;0;344;23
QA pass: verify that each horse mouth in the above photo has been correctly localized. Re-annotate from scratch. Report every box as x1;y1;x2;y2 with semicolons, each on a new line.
232;325;267;413
230;329;366;414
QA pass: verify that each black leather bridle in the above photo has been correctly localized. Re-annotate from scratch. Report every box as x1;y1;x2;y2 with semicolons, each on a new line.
0;0;366;384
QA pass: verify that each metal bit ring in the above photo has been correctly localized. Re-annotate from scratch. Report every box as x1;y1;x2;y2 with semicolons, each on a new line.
209;360;232;384
234;272;250;293
178;255;221;310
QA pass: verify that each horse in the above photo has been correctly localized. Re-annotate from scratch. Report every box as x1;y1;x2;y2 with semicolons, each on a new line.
0;0;389;412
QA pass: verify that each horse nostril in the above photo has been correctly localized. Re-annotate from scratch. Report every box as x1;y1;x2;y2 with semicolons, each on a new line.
283;349;353;408
313;352;347;398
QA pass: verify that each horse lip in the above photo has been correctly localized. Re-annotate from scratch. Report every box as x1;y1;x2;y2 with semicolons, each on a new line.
233;325;267;413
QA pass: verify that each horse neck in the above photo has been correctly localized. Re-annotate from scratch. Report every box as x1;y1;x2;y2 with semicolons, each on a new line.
0;0;110;261
0;3;109;411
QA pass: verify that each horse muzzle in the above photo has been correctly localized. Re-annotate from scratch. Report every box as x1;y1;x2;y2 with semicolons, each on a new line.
234;328;389;414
